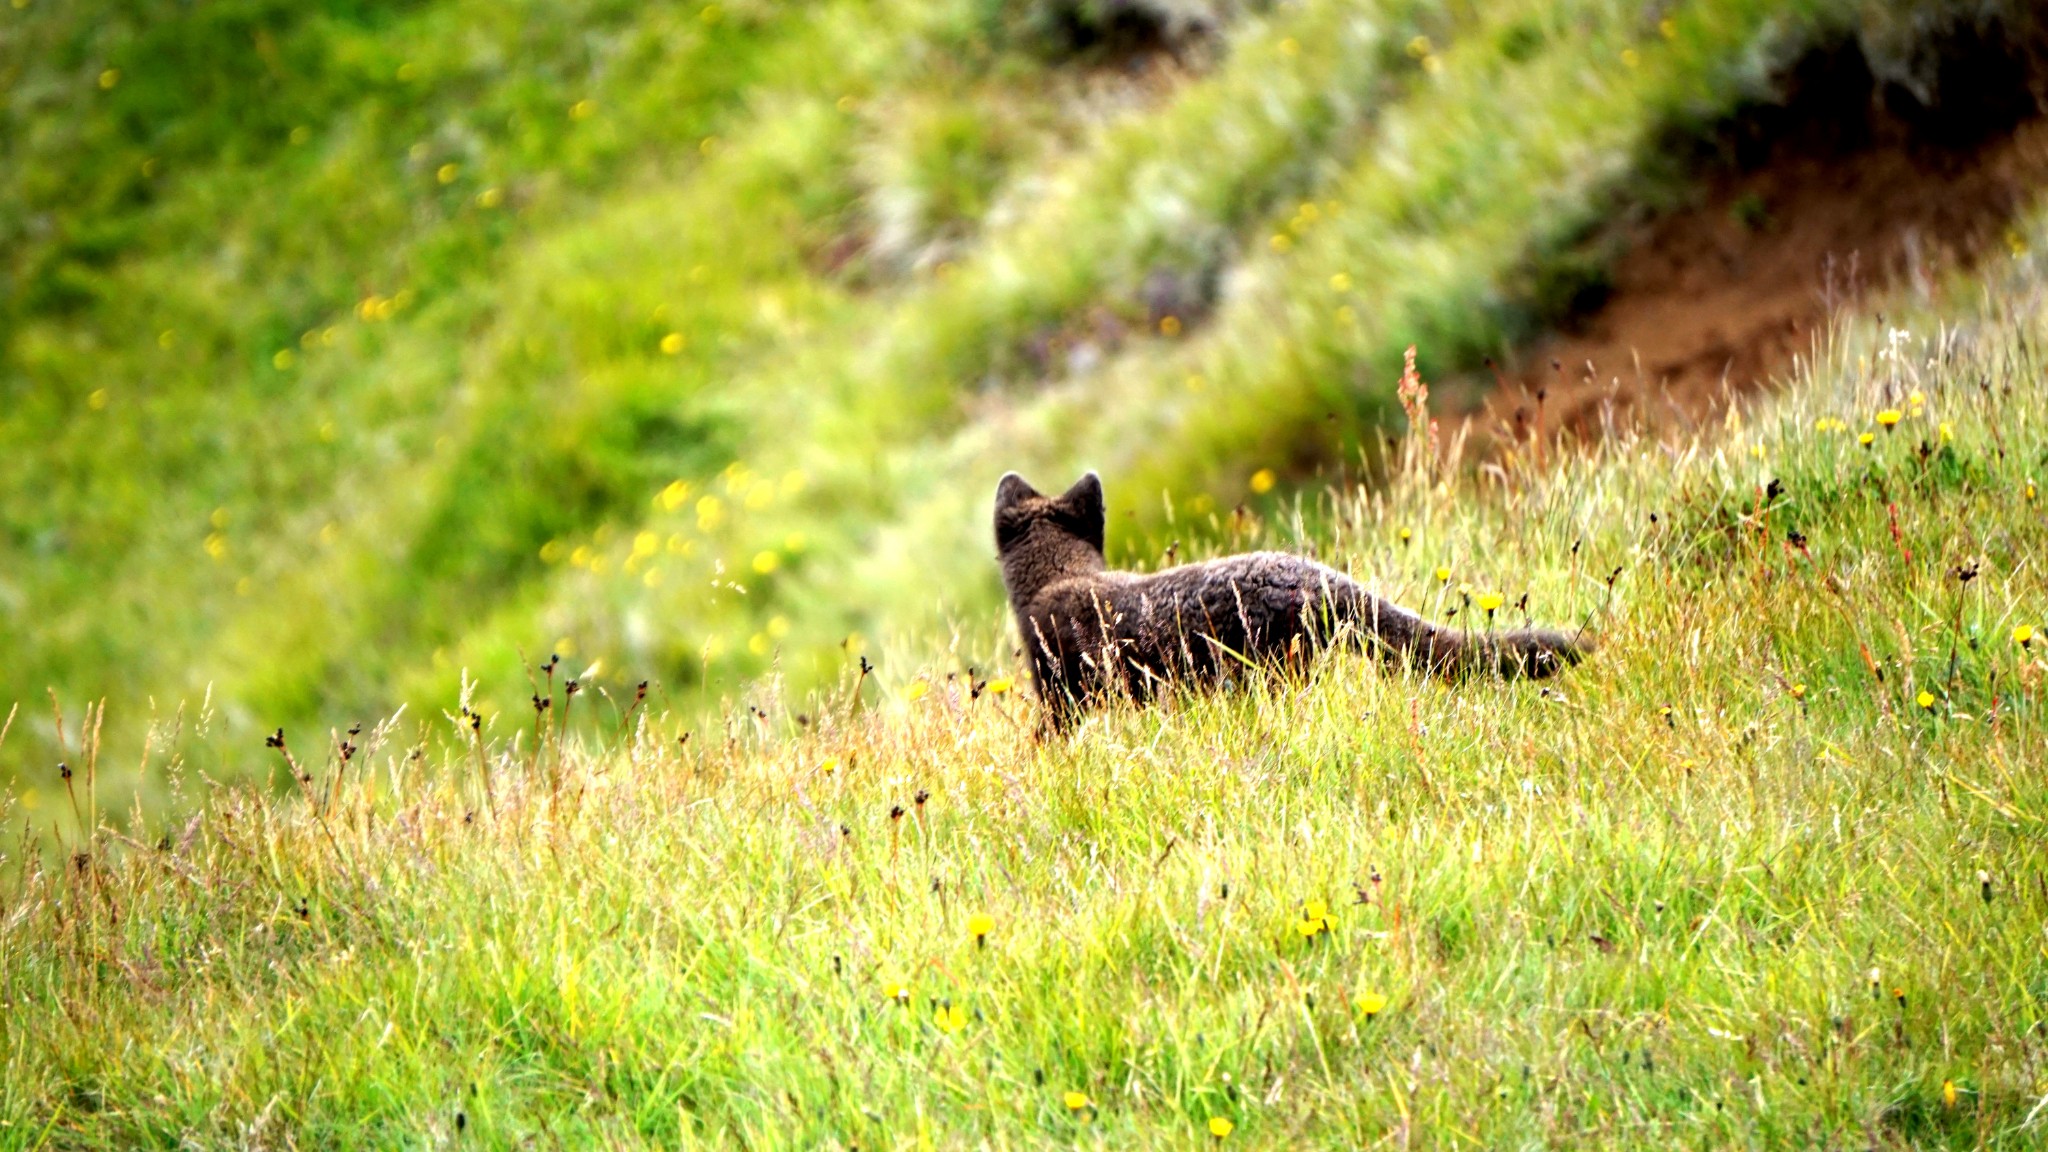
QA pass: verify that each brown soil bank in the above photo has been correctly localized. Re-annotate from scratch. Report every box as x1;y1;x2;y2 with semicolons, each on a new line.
1485;21;2048;444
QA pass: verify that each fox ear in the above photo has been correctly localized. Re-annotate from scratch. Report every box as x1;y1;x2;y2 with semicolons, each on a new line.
994;472;1041;512
1057;471;1105;550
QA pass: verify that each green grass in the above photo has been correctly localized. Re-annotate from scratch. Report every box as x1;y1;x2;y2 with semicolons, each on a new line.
4;0;1915;807
5;278;2047;1145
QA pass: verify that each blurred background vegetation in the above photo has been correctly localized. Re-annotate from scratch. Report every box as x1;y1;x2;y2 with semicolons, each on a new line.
3;0;2042;809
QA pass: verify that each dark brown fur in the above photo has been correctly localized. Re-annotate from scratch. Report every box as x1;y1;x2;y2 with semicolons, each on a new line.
995;471;1588;730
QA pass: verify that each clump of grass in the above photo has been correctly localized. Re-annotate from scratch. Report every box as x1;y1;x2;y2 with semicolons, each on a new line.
5;283;2046;1145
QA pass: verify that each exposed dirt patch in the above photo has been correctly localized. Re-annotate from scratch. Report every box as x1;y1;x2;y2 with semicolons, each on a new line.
1477;31;2048;446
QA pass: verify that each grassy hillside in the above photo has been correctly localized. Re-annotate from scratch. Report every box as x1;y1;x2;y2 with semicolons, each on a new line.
4;271;2046;1144
13;0;1998;806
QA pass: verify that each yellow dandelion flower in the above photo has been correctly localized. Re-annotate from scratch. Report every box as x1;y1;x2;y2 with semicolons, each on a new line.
1876;409;1902;429
1790;683;1806;700
1477;592;1504;614
933;1002;965;1033
633;531;659;557
986;676;1013;695
1294;918;1324;938
1938;421;1953;443
1917;691;1935;709
883;980;909;1005
968;912;994;942
820;756;838;775
660;332;685;355
906;680;928;701
436;163;459;185
1249;468;1276;494
1063;1091;1090;1111
1354;990;1388;1017
2014;624;2034;647
1398;527;1412;544
752;550;779;575
1942;1080;1958;1109
1908;390;1925;407
1859;432;1875;447
747;632;769;656
1435;566;1451;583
1208;1117;1235;1139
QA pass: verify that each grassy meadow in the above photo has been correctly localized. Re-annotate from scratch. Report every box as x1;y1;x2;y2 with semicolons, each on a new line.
2;0;1958;806
8;0;2048;1146
6;289;2048;1145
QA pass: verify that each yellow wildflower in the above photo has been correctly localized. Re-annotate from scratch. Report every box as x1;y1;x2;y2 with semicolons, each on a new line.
1876;409;1902;429
660;332;685;355
1249;468;1276;494
906;680;928;701
968;912;994;943
1354;990;1388;1017
1209;1116;1235;1139
2014;624;2034;647
883;980;910;1005
1917;691;1935;709
1063;1091;1090;1112
1434;566;1451;583
752;550;779;574
1477;592;1504;614
986;677;1013;695
933;1002;965;1033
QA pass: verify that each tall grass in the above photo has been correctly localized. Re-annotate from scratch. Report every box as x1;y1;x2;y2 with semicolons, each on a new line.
5;277;2045;1144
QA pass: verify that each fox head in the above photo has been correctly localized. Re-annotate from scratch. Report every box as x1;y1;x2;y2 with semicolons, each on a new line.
993;471;1105;606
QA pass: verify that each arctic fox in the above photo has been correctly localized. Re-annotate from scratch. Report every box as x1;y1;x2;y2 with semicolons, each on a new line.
994;471;1587;729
